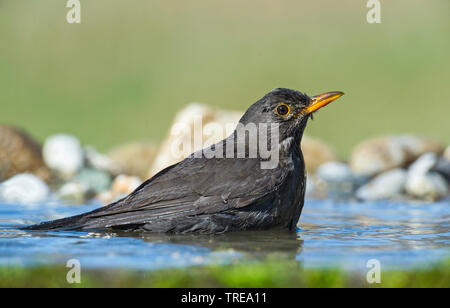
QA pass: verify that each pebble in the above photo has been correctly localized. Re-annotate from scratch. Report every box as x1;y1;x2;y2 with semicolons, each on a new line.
108;142;158;180
85;146;121;176
0;125;51;182
96;174;142;204
305;175;328;199
405;172;448;201
305;176;316;198
301;136;337;174
443;146;450;161
43;134;84;179
356;169;407;201
431;159;450;182
0;173;50;204
317;162;353;182
407;152;438;175
350;135;444;176
72;168;112;195
316;162;364;199
95;190;121;205
111;174;142;194
57;182;86;204
405;153;448;200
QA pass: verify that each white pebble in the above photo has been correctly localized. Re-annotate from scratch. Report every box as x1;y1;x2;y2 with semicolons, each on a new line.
316;162;353;182
356;169;407;201
404;153;448;200
57;182;86;204
84;146;121;175
305;176;315;198
444;146;450;161
0;173;50;205
408;153;438;176
350;135;444;176
112;175;142;194
43;134;84;178
406;173;448;200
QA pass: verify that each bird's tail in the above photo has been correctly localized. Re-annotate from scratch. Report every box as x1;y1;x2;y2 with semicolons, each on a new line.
22;212;93;231
21;198;144;231
21;200;123;231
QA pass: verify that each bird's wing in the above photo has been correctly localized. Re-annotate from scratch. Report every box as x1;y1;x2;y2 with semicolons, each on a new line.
85;157;287;222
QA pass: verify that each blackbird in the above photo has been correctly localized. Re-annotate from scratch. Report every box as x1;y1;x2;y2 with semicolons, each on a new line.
25;88;343;234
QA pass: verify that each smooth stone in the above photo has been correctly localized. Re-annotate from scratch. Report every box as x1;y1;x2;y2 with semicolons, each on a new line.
96;174;142;204
356;169;407;201
108;142;158;180
85;146;121;176
444;146;450;161
316;162;364;199
57;182;86;204
0;173;50;204
96;190;126;205
407;153;438;175
43;134;84;179
350;135;444;176
317;162;353;182
405;172;448;201
0;125;51;182
304;175;328;199
405;153;448;200
431;158;450;182
301;136;337;174
111;174;142;194
72;168;112;195
305;176;315;198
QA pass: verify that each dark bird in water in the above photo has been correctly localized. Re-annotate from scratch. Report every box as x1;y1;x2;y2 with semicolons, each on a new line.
25;88;343;234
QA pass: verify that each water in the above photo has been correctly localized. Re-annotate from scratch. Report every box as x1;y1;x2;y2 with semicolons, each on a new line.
0;199;449;271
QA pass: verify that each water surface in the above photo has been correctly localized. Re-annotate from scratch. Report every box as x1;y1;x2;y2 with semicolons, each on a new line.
0;199;449;270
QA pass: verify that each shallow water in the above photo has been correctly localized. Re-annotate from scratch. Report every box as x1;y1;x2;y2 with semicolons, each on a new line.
0;199;449;270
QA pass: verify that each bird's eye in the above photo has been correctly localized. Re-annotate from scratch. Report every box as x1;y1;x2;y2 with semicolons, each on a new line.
275;103;291;117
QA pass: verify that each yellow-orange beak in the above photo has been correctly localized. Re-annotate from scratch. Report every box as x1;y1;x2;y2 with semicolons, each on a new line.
296;91;344;117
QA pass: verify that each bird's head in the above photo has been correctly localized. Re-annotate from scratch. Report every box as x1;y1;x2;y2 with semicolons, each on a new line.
239;88;344;142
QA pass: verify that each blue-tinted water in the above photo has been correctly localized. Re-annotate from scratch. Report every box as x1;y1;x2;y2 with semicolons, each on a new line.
0;199;449;270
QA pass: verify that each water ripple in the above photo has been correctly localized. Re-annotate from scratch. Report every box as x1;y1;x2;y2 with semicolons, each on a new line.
0;199;449;270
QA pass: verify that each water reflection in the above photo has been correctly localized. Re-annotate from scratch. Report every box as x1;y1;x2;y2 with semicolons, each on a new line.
124;229;303;260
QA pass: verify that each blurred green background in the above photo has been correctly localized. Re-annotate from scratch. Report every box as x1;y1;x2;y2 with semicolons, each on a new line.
1;0;449;157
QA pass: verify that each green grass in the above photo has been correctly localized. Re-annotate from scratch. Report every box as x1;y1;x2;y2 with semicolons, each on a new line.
1;259;449;288
1;1;449;157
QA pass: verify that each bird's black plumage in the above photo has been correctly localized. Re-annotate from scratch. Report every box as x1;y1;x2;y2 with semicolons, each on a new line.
25;88;342;234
